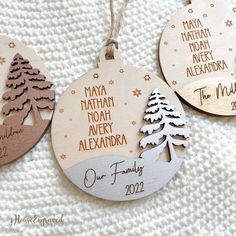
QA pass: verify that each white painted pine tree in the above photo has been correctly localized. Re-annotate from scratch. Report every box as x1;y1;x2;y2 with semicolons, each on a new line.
139;88;189;161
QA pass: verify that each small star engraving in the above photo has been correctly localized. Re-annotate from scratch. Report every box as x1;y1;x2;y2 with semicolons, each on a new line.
0;57;6;64
133;89;142;97
172;80;177;85
93;73;99;79
109;80;114;85
131;121;136;125
144;75;151;81
60;154;67;160
188;9;193;13
225;20;233;27
119;69;124;73
8;42;16;48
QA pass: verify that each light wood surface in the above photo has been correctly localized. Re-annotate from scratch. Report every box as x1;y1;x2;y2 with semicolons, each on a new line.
159;0;236;116
52;47;189;201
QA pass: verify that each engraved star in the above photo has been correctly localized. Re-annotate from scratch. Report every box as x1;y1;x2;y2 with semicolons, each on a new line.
60;154;66;160
225;20;233;27
109;80;114;85
131;121;136;125
172;80;177;85
188;9;193;13
144;75;151;81
93;73;99;79
133;89;142;97
8;42;16;48
0;57;6;64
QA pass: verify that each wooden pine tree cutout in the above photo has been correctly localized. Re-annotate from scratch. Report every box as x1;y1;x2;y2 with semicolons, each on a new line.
2;53;54;125
140;88;189;161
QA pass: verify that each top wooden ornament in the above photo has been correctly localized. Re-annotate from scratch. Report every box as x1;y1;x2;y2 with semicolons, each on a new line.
51;48;189;201
159;0;236;116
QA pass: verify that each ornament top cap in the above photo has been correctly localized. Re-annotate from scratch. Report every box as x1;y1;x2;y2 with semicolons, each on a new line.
98;46;123;67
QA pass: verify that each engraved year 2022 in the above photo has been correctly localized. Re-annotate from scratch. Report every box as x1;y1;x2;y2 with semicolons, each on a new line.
125;181;144;196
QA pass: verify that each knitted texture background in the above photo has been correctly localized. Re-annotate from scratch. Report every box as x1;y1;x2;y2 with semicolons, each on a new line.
0;0;235;235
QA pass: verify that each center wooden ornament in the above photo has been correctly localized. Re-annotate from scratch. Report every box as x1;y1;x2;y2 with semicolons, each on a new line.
51;48;189;201
159;0;236;116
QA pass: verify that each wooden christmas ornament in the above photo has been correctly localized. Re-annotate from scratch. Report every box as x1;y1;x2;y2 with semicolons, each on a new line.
159;0;236;116
51;47;189;201
0;36;55;166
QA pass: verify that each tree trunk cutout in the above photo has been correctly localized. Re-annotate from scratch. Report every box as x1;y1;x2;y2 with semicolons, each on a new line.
139;88;189;161
2;53;55;125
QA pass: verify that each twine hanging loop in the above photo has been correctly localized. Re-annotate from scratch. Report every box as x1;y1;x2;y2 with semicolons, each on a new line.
105;0;129;59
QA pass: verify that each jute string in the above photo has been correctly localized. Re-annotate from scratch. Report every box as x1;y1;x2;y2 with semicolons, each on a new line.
105;0;129;59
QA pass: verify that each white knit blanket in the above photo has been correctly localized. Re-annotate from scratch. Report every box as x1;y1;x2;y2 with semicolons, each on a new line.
0;0;235;235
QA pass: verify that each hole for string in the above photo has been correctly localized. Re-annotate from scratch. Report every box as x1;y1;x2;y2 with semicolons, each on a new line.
105;50;115;60
105;39;119;60
99;46;121;64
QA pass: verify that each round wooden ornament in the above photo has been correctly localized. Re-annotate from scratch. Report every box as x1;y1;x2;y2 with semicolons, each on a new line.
51;48;189;201
0;36;55;166
159;0;236;116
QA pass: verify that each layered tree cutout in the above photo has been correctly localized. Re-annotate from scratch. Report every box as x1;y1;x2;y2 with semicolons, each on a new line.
51;46;189;200
140;88;189;161
2;53;54;125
